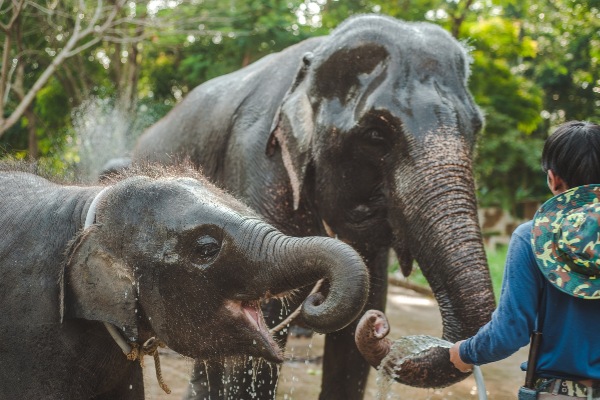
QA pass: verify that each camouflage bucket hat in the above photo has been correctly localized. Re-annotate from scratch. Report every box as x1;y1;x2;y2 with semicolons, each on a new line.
532;184;600;299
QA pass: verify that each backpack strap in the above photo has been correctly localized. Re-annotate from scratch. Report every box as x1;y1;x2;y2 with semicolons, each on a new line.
524;280;547;389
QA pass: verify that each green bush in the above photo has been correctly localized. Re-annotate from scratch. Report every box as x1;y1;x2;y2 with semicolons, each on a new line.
391;244;508;302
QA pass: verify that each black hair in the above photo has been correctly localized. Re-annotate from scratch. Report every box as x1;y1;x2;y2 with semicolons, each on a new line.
541;120;600;188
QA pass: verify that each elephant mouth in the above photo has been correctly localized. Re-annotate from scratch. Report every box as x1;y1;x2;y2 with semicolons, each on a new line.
242;300;262;329
225;299;283;363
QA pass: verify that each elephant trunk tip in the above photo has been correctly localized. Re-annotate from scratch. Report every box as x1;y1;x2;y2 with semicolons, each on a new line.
355;310;474;388
300;290;366;334
355;310;393;368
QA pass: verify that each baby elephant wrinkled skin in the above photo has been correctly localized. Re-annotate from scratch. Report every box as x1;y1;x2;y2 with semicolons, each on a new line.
0;165;369;400
131;13;495;399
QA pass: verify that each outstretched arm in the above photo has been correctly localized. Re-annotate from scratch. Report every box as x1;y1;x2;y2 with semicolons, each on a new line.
449;340;473;372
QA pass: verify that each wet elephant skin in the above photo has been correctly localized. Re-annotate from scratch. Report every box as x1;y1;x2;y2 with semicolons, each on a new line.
0;165;368;399
133;14;496;400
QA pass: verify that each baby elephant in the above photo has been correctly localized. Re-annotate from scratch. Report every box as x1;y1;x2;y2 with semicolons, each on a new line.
0;165;369;399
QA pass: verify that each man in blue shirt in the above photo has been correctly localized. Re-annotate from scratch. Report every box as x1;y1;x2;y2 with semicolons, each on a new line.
450;120;600;399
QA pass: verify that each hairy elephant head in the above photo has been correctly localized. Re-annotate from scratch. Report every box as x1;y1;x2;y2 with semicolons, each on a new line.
63;168;369;363
269;15;495;386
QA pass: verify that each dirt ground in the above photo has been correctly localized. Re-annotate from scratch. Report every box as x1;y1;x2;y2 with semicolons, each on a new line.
143;284;529;399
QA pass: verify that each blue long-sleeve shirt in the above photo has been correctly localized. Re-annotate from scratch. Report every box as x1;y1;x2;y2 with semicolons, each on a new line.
460;221;600;380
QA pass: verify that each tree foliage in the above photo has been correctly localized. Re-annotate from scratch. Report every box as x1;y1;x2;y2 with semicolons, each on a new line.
1;0;599;208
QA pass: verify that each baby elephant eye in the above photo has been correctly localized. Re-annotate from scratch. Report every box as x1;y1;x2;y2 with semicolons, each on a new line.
365;129;389;147
195;235;220;260
368;130;385;141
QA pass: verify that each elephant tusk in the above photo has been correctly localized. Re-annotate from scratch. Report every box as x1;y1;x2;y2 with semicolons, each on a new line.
321;219;337;239
84;186;112;228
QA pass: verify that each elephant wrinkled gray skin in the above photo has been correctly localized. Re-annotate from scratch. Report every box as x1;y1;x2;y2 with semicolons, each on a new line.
0;164;369;400
133;14;496;399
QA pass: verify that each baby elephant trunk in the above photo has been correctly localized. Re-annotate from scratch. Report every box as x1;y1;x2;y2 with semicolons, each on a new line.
239;219;370;334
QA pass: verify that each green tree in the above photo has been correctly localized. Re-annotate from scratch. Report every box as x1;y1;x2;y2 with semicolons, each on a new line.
0;0;129;140
2;0;597;206
516;0;600;123
464;15;546;211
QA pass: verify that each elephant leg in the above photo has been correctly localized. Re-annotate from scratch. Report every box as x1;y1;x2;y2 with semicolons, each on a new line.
186;361;234;400
319;248;388;400
93;363;144;400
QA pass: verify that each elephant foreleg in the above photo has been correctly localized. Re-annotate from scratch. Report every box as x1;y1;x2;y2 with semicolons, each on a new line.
186;361;226;400
93;362;144;400
319;248;389;400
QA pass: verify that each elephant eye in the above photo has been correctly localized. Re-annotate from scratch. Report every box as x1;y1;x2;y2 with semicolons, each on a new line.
193;235;220;262
366;129;386;143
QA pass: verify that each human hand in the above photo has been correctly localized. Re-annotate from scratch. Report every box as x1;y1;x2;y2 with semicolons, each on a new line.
449;340;474;373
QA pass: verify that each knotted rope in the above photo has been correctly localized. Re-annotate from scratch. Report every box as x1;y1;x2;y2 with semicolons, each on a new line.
126;337;171;394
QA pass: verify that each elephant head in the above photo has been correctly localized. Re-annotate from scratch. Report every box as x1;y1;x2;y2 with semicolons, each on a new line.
62;167;369;363
270;15;495;386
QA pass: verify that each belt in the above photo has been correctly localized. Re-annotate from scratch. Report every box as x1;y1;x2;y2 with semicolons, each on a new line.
535;378;600;398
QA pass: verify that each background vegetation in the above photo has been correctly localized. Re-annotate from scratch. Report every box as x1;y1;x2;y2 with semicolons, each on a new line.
1;0;599;214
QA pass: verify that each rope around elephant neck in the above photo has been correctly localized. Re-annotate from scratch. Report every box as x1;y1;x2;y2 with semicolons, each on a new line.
126;337;171;394
84;187;170;394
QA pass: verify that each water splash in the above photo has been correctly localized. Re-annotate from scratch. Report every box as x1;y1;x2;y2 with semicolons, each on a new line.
375;335;487;400
71;97;158;183
376;335;447;400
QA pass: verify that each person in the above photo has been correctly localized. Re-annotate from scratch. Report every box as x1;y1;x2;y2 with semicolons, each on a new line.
449;120;600;399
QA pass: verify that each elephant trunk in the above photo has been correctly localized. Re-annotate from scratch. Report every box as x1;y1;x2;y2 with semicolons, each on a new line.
355;310;393;368
373;136;495;387
237;219;370;334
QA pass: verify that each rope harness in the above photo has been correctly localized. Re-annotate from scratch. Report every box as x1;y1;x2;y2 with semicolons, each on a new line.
85;187;170;394
126;337;171;394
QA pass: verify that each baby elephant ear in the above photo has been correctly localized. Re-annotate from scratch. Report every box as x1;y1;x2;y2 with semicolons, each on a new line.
63;230;138;339
267;52;315;211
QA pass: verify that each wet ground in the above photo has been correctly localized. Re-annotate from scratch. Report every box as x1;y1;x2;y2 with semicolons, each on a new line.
143;284;529;399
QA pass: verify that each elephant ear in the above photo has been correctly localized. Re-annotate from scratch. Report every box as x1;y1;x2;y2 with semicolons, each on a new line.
61;229;138;339
267;45;390;210
267;52;316;211
310;43;390;104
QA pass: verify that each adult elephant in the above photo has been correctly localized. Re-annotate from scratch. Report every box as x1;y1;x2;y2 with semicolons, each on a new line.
133;14;496;399
0;164;368;399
